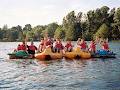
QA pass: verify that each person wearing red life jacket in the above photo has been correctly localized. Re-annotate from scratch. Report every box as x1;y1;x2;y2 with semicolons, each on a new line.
65;40;73;52
77;39;88;51
46;38;52;46
53;38;64;53
101;40;109;51
27;41;37;57
17;44;21;51
17;41;27;51
89;40;96;53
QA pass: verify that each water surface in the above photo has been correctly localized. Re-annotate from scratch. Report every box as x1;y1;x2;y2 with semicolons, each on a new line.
0;42;120;90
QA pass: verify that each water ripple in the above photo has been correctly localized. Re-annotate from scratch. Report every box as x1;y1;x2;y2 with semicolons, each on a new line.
0;42;120;90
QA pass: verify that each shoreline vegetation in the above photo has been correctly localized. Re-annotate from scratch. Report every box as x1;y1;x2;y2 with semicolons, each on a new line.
0;6;120;42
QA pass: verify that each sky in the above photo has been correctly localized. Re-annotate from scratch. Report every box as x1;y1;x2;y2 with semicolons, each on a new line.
0;0;120;28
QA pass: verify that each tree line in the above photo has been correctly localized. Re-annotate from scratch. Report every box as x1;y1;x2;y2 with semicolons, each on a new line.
0;6;120;42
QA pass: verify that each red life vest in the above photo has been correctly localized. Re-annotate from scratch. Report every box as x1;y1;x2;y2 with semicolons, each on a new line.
19;44;26;50
45;40;51;46
55;42;64;49
65;43;72;49
79;42;87;49
102;43;109;50
28;45;37;51
17;45;21;50
40;42;44;46
89;42;96;51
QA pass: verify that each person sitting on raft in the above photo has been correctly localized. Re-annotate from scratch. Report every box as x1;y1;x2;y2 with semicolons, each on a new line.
77;38;88;51
42;37;53;51
101;40;109;51
53;38;64;53
44;37;52;47
38;38;44;52
17;44;21;51
64;39;73;52
27;41;37;57
38;37;53;52
77;38;81;45
17;41;28;51
89;40;96;53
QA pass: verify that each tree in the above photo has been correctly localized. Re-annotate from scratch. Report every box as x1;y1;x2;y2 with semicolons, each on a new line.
1;24;9;40
23;24;32;31
112;7;120;40
63;11;77;40
0;6;120;41
26;31;35;41
33;25;46;40
7;27;19;41
75;12;83;39
95;23;109;39
15;25;23;41
44;23;59;38
0;28;4;40
54;26;65;39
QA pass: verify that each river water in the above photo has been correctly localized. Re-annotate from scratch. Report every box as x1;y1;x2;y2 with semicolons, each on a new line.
0;42;120;90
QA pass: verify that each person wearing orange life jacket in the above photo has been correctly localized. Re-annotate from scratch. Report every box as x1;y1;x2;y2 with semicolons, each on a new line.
64;40;73;52
77;38;88;51
89;40;96;53
27;41;37;57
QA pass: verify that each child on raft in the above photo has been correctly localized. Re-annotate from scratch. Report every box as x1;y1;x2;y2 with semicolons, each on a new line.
27;41;37;58
100;39;109;51
38;37;53;52
89;40;96;53
77;38;88;51
53;38;64;53
17;41;28;51
64;39;73;52
38;38;44;52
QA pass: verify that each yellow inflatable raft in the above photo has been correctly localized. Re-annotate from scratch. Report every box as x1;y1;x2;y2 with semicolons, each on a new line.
35;47;91;60
35;48;63;60
65;47;91;59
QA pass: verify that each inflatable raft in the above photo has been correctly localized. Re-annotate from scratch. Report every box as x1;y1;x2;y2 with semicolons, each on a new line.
35;47;91;60
8;50;32;59
35;48;63;60
91;50;116;58
65;47;91;59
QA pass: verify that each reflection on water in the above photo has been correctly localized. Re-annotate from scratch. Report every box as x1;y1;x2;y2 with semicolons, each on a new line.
0;42;120;90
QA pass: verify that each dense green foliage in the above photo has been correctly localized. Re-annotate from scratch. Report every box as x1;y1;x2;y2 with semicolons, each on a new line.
95;23;109;38
0;6;120;41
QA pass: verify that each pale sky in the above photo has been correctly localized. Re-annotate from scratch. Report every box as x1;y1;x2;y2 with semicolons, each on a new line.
0;0;120;28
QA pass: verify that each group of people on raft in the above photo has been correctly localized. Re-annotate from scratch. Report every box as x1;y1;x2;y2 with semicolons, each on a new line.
15;37;109;57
